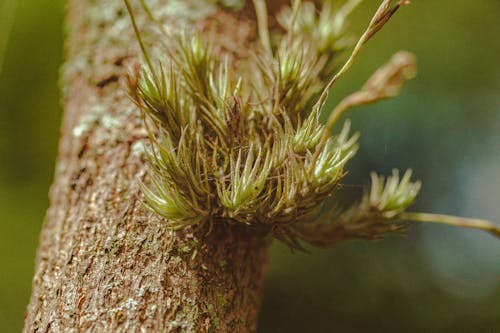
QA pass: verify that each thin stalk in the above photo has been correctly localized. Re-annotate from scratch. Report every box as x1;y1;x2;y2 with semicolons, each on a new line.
402;212;500;238
315;0;408;112
139;0;169;36
124;0;156;77
252;0;272;54
310;0;409;172
286;0;302;45
139;0;156;22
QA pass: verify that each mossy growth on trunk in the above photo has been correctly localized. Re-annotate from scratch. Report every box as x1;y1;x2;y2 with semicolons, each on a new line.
125;0;499;250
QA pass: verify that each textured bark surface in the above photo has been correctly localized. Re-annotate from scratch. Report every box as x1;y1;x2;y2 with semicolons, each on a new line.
23;1;282;332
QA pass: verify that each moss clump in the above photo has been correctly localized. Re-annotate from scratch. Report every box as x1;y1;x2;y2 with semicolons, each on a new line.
124;0;499;249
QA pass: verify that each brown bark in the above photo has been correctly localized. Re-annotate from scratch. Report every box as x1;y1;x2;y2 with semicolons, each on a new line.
23;1;282;332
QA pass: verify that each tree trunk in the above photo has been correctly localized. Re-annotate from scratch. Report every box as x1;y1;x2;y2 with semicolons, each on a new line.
24;1;276;332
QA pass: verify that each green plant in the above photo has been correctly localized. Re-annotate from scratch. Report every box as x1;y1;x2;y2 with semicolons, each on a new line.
124;0;499;249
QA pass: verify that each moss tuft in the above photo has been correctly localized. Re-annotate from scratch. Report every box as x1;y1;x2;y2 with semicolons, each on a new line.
123;0;500;249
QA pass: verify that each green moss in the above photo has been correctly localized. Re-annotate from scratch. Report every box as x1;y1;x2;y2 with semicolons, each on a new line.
179;239;199;254
127;0;500;249
169;300;200;333
215;288;227;308
204;302;220;330
218;259;227;269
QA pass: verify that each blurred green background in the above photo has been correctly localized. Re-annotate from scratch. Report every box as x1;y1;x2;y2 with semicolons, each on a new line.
0;0;499;332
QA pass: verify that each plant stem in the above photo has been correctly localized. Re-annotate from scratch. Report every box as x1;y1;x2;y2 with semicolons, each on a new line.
139;0;169;36
402;212;500;237
310;0;409;173
124;0;156;76
315;0;409;112
286;0;302;45
252;0;272;54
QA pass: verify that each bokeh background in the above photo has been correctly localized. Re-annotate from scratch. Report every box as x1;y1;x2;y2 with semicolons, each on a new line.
0;0;499;332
